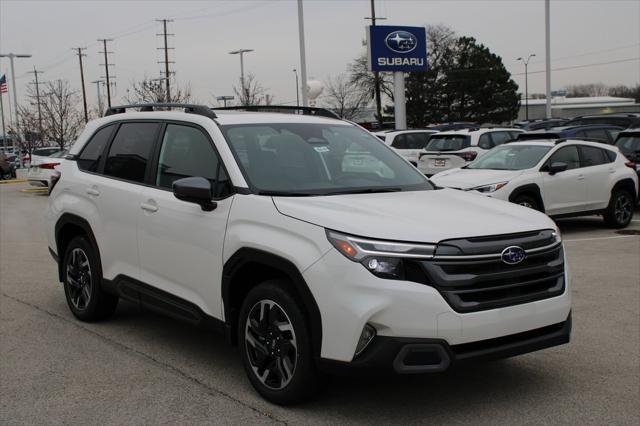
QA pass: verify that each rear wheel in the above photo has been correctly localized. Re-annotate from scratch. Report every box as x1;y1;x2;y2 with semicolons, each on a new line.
603;189;634;228
1;171;11;180
62;236;118;321
238;280;321;405
513;194;540;211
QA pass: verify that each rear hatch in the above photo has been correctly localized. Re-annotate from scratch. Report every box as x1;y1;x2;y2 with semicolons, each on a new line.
418;134;472;175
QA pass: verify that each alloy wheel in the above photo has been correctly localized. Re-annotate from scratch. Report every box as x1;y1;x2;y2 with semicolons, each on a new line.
244;299;297;390
614;193;633;225
66;248;93;310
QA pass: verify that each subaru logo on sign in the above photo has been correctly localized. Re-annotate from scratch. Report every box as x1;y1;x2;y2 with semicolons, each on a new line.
501;246;526;265
384;31;417;54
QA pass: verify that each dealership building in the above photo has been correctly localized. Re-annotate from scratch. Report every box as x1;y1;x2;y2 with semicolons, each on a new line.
517;96;640;121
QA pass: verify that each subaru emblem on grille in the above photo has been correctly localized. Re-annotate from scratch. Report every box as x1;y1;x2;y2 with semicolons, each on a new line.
501;246;526;265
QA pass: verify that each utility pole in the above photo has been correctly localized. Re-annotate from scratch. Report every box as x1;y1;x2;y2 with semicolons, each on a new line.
91;80;104;116
156;19;175;102
0;52;32;154
366;0;386;125
73;48;89;122
545;0;552;119
97;39;114;108
297;0;308;107
27;67;44;144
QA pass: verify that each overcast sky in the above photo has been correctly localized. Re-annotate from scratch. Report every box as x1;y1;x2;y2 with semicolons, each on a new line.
1;0;639;109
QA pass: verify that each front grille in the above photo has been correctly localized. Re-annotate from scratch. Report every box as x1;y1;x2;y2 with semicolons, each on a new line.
416;230;565;313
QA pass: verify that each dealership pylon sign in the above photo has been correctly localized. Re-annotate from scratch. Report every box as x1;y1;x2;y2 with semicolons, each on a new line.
367;25;428;129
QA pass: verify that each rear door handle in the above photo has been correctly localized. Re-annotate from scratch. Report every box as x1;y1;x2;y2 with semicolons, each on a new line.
577;174;585;181
86;187;100;196
140;201;158;213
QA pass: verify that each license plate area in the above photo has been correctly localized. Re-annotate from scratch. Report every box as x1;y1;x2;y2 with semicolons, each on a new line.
434;159;446;167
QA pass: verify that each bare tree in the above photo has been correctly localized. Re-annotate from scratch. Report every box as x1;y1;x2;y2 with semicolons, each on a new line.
233;73;274;106
39;80;84;149
125;77;192;104
323;73;370;120
348;53;394;103
8;105;41;155
566;83;610;98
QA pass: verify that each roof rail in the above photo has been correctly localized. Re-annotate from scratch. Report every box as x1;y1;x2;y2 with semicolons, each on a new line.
104;103;217;119
555;137;610;145
213;105;340;119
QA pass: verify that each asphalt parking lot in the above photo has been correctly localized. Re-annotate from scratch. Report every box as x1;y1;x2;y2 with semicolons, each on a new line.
1;182;638;425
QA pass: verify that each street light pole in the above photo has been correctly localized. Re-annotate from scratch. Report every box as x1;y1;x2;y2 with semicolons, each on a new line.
0;52;32;159
229;49;254;104
516;54;536;121
293;68;299;107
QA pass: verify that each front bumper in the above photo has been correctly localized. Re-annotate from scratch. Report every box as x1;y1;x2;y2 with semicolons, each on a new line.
318;313;571;375
304;247;571;362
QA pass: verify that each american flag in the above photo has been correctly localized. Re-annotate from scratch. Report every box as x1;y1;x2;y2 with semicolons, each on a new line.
0;74;7;94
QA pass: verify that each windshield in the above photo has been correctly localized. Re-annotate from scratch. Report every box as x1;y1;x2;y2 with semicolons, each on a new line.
467;144;552;170
220;123;432;195
615;135;640;155
425;135;470;151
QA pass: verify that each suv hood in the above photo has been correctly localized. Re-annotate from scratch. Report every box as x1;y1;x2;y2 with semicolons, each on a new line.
431;168;524;190
272;188;554;243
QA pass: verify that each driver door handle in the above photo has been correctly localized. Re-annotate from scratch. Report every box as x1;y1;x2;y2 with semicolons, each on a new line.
86;187;100;196
140;201;158;213
577;174;585;181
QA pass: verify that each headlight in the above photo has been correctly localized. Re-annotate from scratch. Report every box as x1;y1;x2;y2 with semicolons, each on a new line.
326;230;435;279
468;181;508;193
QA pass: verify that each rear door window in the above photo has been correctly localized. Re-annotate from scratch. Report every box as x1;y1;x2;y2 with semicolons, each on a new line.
478;134;492;149
104;122;160;183
391;134;409;149
579;145;608;167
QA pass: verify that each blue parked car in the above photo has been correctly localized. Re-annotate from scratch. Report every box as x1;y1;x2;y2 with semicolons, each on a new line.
516;124;624;144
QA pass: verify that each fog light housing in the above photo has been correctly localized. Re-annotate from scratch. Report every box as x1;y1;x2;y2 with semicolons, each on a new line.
363;257;404;279
355;324;376;356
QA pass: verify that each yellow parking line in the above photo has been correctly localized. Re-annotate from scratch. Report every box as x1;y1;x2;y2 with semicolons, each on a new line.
0;179;28;184
20;187;48;193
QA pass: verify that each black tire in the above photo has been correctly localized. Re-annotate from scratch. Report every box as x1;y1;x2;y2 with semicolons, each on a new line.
513;194;540;211
603;189;634;229
1;171;11;180
238;280;321;405
62;236;118;321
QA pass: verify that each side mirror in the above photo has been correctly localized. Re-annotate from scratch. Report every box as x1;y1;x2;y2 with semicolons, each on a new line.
548;162;568;175
172;177;217;211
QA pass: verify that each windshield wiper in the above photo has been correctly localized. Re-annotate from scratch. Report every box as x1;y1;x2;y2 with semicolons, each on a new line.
257;190;315;197
324;187;402;195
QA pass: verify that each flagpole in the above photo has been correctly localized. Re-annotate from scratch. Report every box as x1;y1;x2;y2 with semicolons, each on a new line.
1;90;7;153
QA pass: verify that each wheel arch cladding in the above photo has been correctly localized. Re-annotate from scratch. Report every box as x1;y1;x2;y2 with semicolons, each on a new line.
222;247;323;357
55;214;101;282
509;183;545;211
611;178;637;201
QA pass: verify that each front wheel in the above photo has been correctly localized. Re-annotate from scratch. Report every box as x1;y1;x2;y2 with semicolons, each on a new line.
603;189;634;228
513;194;540;211
238;280;321;405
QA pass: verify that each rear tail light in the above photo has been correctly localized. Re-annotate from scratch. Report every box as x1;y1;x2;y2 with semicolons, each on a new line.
624;161;637;170
39;162;60;169
455;151;478;162
50;171;61;192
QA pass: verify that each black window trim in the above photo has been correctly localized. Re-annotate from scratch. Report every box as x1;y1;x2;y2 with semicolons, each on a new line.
147;119;235;201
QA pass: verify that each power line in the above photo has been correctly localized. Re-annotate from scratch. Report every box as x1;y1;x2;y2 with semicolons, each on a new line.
27;67;44;144
514;57;640;76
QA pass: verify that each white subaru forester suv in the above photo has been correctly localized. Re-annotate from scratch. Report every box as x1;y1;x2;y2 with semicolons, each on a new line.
431;139;638;228
45;104;571;405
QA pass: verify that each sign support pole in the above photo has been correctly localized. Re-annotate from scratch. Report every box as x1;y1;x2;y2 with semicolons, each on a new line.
393;72;406;130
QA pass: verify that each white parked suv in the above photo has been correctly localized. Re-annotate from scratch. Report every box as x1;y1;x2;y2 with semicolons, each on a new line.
373;129;437;165
418;128;524;176
45;104;572;404
431;139;638;227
